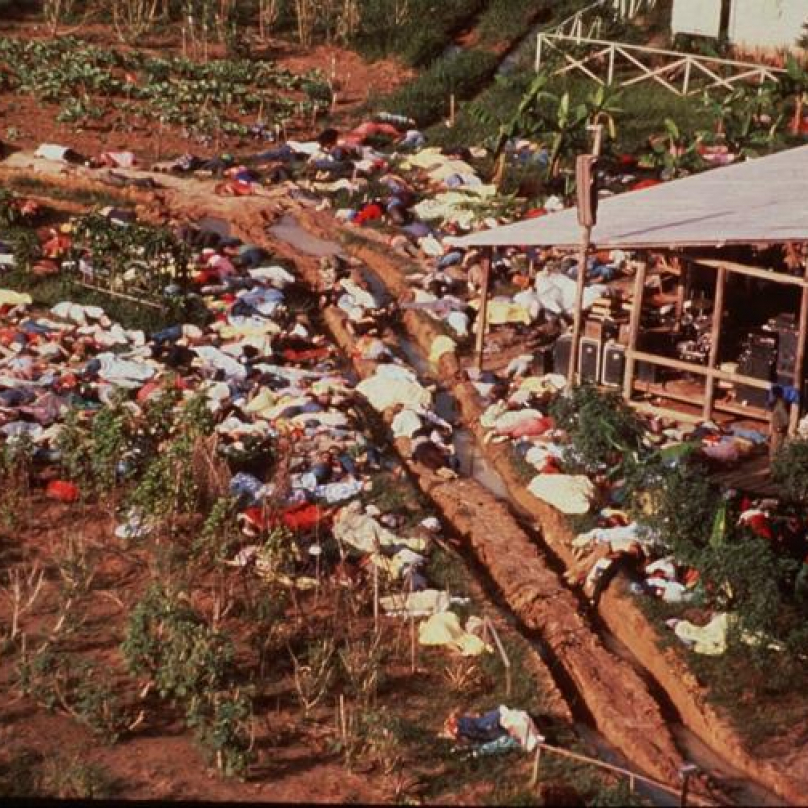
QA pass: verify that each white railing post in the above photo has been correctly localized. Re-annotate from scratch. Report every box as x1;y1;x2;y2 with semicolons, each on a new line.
607;42;616;84
536;32;543;73
683;57;692;95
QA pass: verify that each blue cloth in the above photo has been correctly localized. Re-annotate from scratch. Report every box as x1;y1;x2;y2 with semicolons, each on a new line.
768;385;800;407
730;427;768;445
152;325;183;345
456;709;505;743
230;472;264;505
437;250;464;269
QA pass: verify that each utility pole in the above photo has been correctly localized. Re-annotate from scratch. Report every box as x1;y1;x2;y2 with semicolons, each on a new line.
569;124;603;383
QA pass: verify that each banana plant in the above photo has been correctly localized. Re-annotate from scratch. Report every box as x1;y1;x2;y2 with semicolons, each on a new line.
643;118;703;177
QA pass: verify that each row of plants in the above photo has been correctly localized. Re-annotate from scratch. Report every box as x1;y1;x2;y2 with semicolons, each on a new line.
0;35;332;135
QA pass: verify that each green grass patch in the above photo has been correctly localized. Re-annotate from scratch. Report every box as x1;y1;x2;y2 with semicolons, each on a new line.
381;48;500;126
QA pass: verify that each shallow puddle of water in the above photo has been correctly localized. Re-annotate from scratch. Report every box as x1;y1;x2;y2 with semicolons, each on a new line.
269;214;344;258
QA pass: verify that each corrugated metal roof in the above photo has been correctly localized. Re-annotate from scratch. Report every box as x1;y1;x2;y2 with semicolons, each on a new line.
450;144;808;250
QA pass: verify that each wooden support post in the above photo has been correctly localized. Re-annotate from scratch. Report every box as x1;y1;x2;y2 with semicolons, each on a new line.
702;265;727;420
674;257;687;322
569;227;591;383
790;254;808;433
475;249;493;372
535;33;543;73
623;259;647;401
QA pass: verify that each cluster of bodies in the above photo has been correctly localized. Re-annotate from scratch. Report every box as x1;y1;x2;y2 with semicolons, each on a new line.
5;119;808;670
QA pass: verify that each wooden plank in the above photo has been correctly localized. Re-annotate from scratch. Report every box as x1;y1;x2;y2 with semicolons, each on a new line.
695;258;808;288
631;381;769;422
628;349;772;390
703;265;727;419
570;225;592;381
559;52;608;85
689;59;736;92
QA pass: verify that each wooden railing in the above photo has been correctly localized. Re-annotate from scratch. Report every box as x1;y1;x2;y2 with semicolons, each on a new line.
535;33;785;95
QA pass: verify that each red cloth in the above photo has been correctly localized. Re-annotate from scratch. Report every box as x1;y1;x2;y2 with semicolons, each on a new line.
631;179;662;192
240;503;329;532
354;203;383;226
280;502;329;531
282;346;330;363
525;208;547;219
741;512;773;541
503;416;555;439
346;122;402;144
46;480;80;503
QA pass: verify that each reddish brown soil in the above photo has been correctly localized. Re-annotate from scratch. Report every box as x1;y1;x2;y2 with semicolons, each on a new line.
0;21;412;163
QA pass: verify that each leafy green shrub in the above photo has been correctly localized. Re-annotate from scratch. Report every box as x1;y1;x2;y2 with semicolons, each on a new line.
122;584;254;777
550;383;645;478
631;454;719;566
188;688;254;779
122;584;234;701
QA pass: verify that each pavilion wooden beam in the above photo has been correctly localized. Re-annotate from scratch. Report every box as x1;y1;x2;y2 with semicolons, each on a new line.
695;258;808;289
623;259;647;401
702;265;727;420
628;348;772;390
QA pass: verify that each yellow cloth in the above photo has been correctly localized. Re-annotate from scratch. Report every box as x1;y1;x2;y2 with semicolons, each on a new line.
418;611;491;656
528;474;593;515
429;335;457;366
469;299;533;327
0;290;32;307
674;613;729;656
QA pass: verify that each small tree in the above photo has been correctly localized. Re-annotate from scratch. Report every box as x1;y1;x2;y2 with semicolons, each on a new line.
633;454;719;566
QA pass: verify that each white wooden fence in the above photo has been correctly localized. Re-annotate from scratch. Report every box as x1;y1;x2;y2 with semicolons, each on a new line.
535;33;785;96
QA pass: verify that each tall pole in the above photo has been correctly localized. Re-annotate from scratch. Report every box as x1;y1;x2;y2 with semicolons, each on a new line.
569;125;603;384
569;226;591;382
475;249;493;372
